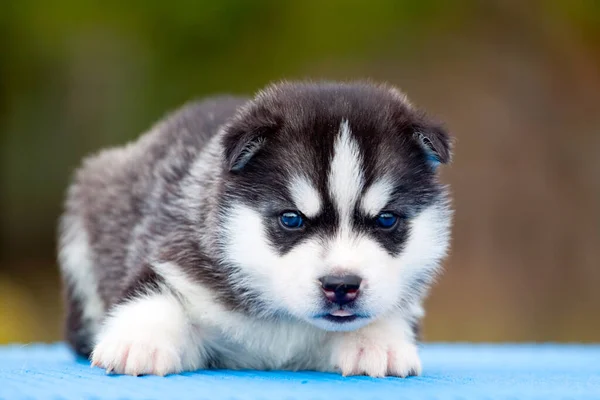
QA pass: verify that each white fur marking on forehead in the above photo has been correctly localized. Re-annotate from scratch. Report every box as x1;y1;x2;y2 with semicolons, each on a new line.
290;176;322;218
361;177;394;217
328;120;364;224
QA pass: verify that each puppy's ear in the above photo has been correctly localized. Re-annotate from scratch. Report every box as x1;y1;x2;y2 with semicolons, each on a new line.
386;85;452;166
222;104;280;172
411;116;452;166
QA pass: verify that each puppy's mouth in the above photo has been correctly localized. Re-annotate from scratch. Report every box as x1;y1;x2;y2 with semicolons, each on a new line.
323;314;358;323
316;309;367;324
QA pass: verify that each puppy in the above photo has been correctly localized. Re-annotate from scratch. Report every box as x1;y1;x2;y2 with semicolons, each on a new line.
58;81;453;377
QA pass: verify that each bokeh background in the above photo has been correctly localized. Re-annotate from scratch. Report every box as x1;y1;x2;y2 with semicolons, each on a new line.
1;1;599;344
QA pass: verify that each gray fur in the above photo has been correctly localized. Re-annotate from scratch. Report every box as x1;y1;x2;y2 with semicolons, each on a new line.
59;97;248;354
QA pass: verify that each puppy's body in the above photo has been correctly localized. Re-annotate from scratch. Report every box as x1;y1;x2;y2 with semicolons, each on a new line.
59;81;452;377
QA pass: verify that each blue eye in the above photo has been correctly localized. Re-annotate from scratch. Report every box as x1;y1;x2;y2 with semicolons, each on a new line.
375;212;398;229
280;211;304;229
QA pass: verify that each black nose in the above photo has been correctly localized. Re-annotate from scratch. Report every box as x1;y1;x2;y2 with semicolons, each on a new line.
319;275;362;306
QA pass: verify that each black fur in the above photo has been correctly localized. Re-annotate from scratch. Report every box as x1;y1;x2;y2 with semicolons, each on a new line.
120;263;167;302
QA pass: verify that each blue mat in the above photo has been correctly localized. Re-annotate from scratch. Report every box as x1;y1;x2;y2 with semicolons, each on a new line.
1;343;599;399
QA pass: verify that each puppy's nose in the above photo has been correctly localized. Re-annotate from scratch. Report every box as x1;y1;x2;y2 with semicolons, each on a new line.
319;275;362;306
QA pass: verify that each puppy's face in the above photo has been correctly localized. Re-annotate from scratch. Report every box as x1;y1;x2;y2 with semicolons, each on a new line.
218;82;452;331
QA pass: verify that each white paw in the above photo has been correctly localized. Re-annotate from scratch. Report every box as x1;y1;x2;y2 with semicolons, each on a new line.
91;293;203;376
91;330;184;376
331;320;422;378
333;336;421;378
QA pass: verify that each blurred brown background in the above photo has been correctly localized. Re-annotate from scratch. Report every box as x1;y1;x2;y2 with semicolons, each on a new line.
1;1;599;344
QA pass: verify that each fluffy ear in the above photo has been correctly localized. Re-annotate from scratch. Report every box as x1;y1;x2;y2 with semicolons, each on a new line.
411;118;452;165
386;84;452;166
222;104;280;172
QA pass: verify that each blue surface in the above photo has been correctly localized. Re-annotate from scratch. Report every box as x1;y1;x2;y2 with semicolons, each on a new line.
1;343;599;399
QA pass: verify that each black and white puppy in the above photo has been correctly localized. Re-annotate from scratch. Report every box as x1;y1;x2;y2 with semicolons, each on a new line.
58;81;453;377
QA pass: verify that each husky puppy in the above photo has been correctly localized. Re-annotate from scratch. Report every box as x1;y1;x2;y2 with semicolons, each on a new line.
58;81;453;377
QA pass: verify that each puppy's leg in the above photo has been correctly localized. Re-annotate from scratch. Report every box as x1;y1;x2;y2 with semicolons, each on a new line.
330;313;421;378
59;214;105;358
91;278;205;376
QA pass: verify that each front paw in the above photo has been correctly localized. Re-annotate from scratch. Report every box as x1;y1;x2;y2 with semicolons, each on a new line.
91;330;185;376
90;294;202;376
332;332;421;378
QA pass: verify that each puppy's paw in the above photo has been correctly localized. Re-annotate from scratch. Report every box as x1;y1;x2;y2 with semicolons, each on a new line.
333;336;421;378
91;329;184;376
331;320;421;378
91;293;203;376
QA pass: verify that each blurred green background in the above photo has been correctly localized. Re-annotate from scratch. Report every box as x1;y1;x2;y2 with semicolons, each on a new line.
1;1;599;344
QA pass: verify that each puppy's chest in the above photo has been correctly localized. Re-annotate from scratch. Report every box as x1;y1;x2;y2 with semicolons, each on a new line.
202;316;332;371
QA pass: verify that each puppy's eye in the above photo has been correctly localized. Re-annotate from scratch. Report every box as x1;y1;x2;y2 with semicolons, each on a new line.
279;211;304;229
375;212;398;229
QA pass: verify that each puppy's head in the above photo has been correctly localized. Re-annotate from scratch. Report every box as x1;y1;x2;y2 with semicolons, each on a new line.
217;81;452;331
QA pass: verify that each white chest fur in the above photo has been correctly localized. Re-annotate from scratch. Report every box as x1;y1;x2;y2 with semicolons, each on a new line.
202;315;332;371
